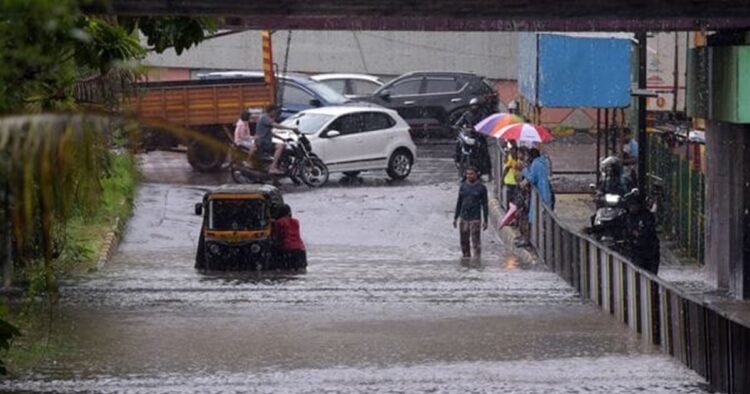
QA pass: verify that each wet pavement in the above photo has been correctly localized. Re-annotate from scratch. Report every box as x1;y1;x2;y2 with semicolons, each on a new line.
0;145;709;393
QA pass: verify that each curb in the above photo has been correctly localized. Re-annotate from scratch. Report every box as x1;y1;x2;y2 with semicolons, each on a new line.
95;216;125;270
488;198;538;264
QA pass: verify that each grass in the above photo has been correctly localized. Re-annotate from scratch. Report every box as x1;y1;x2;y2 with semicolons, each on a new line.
56;152;139;276
2;151;139;374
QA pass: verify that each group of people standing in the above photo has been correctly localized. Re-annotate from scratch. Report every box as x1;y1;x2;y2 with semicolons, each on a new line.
501;145;553;248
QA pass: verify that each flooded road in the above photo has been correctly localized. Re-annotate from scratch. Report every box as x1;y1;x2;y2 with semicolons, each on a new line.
1;146;708;393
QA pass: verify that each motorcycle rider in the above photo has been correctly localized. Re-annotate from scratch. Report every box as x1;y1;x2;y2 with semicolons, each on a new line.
599;156;629;197
453;98;491;178
256;104;300;175
625;193;660;274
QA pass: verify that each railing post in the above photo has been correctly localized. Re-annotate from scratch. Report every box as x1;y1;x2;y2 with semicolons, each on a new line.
661;289;673;355
613;257;627;324
626;266;641;332
590;245;600;305
530;189;539;248
574;237;584;293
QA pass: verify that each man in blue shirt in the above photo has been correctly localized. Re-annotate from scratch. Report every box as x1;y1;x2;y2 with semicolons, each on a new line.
621;128;639;187
522;148;553;223
256;105;299;174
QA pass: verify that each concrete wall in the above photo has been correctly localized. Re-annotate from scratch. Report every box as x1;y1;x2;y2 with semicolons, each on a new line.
646;32;689;112
144;30;518;80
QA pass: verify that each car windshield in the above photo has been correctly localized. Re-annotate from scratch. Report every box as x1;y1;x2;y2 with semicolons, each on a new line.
303;80;349;104
208;199;266;231
281;113;334;135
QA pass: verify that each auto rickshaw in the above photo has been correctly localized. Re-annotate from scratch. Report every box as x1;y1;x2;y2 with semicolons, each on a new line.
194;184;285;270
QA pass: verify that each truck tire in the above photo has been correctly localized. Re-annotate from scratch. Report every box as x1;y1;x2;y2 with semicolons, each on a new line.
187;140;226;172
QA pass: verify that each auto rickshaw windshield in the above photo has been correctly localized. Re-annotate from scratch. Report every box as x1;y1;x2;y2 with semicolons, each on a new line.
207;199;267;231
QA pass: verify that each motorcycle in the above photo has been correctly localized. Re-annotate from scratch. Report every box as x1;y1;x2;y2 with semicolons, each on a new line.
454;126;483;178
229;130;329;188
587;189;636;243
585;188;660;274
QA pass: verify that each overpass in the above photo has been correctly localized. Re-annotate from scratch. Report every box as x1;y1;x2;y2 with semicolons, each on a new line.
95;0;750;31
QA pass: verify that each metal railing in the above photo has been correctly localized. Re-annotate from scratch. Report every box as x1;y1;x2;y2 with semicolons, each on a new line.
646;131;705;264
529;188;749;393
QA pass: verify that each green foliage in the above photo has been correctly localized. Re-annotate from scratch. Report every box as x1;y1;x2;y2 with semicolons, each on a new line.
122;16;218;55
0;0;80;113
0;1;217;375
0;318;20;375
0;0;146;113
73;17;145;75
0;114;112;303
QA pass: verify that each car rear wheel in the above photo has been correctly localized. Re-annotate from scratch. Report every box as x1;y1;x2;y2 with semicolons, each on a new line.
386;149;413;180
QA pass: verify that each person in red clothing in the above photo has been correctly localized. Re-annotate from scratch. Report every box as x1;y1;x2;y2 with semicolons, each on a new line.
272;204;307;270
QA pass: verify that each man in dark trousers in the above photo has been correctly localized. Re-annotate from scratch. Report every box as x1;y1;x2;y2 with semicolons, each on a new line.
453;166;489;259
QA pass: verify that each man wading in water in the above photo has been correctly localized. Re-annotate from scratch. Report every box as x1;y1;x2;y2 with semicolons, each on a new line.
453;166;489;260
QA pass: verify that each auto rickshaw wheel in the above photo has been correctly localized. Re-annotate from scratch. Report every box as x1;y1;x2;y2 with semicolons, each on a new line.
195;232;206;270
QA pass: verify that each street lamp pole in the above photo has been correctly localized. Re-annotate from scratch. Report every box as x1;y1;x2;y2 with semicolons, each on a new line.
636;31;648;192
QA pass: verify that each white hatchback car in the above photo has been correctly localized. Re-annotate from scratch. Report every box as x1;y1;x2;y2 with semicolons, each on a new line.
276;107;417;180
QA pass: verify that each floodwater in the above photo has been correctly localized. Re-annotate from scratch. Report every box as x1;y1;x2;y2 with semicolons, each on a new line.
0;146;709;393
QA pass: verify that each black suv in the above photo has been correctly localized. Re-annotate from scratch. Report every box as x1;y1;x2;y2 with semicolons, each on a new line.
359;71;498;138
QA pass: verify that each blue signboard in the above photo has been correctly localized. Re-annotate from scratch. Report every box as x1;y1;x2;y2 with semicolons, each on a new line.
518;33;632;108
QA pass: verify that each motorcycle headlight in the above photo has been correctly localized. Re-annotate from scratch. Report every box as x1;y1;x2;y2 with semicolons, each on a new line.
465;137;476;146
604;194;621;205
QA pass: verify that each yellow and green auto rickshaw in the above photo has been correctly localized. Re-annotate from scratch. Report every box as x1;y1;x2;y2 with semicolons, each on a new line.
194;184;284;270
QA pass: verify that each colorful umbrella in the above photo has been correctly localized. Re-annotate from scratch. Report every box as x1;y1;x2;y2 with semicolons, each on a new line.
474;113;522;136
487;114;523;137
496;123;554;143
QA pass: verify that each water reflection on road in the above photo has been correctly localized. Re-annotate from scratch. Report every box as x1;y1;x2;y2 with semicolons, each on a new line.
0;147;709;393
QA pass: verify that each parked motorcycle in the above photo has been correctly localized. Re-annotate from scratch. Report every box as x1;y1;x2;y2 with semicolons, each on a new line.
229;131;329;188
585;188;660;274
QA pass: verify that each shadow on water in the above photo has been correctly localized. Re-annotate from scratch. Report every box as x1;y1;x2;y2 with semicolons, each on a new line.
197;269;306;285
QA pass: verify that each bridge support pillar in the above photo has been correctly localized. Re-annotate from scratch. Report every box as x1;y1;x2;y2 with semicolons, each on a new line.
705;120;750;300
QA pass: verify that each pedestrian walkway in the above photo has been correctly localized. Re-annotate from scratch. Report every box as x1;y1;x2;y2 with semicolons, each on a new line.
550;193;750;328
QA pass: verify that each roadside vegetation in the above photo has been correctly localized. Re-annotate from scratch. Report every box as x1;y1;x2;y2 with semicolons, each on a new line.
0;0;217;374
